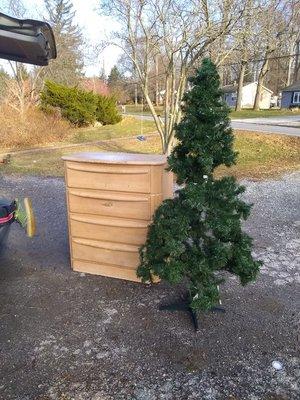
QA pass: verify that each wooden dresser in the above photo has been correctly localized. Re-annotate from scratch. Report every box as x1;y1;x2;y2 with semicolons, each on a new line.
63;152;173;282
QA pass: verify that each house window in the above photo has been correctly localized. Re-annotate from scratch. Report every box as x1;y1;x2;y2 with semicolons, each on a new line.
293;92;300;104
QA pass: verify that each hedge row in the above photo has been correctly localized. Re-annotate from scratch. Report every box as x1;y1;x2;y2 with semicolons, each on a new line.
40;80;122;126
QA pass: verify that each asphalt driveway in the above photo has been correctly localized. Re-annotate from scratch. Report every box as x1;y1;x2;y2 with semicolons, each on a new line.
0;173;299;399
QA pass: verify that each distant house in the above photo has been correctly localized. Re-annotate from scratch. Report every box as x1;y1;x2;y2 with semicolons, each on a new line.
281;81;300;108
222;82;273;109
80;77;109;96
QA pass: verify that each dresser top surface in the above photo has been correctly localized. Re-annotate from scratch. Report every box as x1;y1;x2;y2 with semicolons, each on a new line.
62;152;167;165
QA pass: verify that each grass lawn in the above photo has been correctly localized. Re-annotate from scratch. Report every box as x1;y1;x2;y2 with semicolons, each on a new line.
230;109;300;119
123;105;300;119
122;105;164;116
71;116;157;143
2;131;299;180
0;117;157;155
216;132;300;179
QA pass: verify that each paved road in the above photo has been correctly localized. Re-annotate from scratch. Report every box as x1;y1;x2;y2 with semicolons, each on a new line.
233;115;300;125
0;173;299;399
128;114;300;137
232;117;300;137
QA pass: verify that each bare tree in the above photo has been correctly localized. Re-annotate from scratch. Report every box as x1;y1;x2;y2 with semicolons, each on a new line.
294;39;300;81
100;0;245;154
290;1;300;83
253;0;293;110
285;0;300;84
43;0;84;86
233;0;259;111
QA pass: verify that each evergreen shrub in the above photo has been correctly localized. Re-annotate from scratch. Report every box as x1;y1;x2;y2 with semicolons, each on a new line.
95;95;122;125
41;80;121;127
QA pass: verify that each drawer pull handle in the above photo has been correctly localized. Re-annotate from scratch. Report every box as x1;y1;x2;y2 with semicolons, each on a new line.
69;190;149;203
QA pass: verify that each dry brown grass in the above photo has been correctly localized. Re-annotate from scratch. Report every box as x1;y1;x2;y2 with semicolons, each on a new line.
2;130;299;180
0;106;70;149
216;131;300;179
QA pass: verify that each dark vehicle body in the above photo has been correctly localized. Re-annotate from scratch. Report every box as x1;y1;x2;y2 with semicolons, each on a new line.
0;12;56;66
0;12;56;246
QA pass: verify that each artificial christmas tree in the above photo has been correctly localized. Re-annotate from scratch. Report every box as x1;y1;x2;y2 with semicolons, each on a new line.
137;59;261;327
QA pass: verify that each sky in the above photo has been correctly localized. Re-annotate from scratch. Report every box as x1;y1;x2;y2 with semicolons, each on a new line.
0;0;122;76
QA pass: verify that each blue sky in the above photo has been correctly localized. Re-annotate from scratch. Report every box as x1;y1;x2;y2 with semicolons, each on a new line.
0;0;121;76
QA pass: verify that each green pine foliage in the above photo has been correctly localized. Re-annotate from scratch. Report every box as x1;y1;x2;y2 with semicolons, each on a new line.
137;58;262;311
41;80;121;127
41;80;96;126
95;95;122;125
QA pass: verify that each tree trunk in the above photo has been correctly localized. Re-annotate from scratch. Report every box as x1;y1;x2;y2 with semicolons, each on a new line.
287;55;293;86
134;84;138;106
235;61;246;111
286;41;295;86
293;40;300;83
253;52;272;111
155;54;159;106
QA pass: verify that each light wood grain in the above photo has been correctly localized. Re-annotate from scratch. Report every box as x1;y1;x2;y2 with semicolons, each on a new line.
72;238;140;269
63;152;167;165
70;214;149;245
72;259;143;282
68;189;160;220
64;152;173;282
67;164;151;193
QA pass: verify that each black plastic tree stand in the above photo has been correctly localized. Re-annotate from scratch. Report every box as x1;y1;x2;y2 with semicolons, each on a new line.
159;293;225;332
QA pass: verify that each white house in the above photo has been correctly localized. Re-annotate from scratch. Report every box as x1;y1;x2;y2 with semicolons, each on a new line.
222;82;273;109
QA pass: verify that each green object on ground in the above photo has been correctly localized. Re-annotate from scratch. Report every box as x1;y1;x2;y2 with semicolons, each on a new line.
137;58;262;312
14;198;36;238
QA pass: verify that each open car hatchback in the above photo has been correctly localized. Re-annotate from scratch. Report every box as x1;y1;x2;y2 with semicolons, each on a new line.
0;11;56;66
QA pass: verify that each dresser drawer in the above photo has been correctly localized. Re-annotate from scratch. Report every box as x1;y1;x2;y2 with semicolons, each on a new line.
66;162;152;193
67;189;161;220
72;259;142;282
72;238;140;269
70;214;149;245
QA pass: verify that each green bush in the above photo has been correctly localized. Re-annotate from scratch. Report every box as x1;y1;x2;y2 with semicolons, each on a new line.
41;80;96;126
41;80;121;127
95;95;122;125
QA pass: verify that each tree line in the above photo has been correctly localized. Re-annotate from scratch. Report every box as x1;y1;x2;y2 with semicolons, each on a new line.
99;0;300;153
0;0;299;154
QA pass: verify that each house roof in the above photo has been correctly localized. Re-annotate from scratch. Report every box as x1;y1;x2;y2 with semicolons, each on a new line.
222;84;238;93
222;82;273;94
282;81;300;92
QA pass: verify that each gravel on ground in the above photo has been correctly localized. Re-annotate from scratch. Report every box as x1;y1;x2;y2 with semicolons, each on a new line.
0;172;299;400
